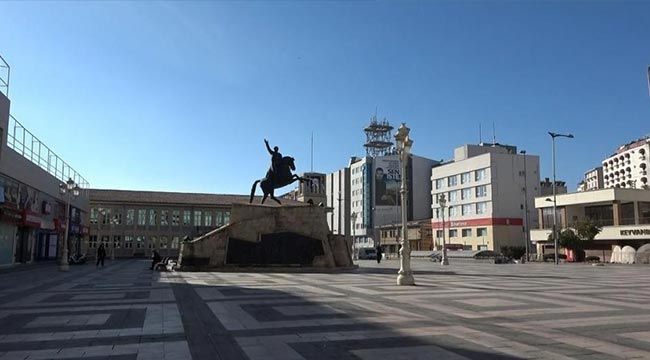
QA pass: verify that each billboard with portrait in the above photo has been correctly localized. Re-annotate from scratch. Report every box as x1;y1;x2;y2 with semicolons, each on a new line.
373;156;401;207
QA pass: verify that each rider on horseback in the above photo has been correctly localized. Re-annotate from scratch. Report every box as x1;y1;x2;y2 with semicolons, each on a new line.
265;139;282;180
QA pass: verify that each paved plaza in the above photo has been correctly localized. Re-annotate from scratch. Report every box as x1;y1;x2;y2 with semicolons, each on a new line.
1;259;650;359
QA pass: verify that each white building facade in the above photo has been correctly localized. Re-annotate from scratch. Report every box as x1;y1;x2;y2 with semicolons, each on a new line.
602;137;649;189
327;154;438;250
584;167;604;191
431;144;540;252
530;188;650;261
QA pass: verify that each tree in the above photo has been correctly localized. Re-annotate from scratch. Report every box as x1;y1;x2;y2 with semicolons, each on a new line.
573;219;602;242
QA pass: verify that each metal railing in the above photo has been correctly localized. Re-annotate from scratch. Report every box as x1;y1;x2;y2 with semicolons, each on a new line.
0;54;9;97
7;115;90;191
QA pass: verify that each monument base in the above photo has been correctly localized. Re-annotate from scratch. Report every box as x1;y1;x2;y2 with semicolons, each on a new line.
178;203;353;271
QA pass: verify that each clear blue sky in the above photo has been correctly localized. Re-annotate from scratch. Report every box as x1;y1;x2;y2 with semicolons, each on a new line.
1;1;649;194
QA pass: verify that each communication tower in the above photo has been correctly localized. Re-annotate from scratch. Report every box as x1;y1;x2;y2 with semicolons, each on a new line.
363;114;394;157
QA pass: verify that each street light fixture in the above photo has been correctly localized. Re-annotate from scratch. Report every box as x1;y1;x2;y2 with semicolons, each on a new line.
59;178;80;271
548;132;574;265
520;150;530;262
395;123;415;285
439;193;449;265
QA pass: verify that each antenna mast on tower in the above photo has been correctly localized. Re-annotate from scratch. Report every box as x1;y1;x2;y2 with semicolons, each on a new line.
363;112;394;157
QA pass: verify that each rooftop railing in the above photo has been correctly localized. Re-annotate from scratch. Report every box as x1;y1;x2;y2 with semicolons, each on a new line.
0;55;9;97
7;115;90;193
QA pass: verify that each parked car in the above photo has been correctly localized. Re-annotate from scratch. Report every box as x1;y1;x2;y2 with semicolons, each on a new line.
543;253;567;262
357;248;377;260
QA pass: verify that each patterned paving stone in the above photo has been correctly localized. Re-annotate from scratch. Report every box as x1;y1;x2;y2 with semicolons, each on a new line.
1;259;650;359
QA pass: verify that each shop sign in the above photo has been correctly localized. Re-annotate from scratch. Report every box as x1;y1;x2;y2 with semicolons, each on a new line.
41;219;56;230
620;229;650;236
22;210;41;228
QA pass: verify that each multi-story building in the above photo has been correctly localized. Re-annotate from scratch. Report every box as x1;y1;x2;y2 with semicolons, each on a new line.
602;137;650;189
328;154;438;250
540;177;567;197
0;56;89;267
87;189;265;258
378;219;433;254
583;167;604;191
281;172;326;205
431;143;540;252
530;188;650;261
326;166;351;237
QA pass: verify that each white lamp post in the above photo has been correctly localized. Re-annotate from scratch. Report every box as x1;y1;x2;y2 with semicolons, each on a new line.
439;193;449;265
59;178;80;271
548;132;574;265
395;123;415;285
520;150;530;262
351;211;357;260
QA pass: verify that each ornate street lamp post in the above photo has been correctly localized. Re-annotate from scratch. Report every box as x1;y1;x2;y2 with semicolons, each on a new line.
59;178;80;271
439;193;449;265
395;123;415;286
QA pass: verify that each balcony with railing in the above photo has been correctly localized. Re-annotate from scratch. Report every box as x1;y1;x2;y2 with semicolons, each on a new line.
7;115;90;191
0;55;8;97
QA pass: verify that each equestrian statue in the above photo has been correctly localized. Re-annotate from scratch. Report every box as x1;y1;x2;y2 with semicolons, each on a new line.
250;139;308;204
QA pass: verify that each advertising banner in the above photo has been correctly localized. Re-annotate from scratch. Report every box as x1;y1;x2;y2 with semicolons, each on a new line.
373;156;401;207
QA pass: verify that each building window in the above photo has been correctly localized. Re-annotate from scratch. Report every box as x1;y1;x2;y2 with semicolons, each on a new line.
149;209;157;226
194;210;202;226
161;210;169;226
475;168;488;181
435;208;440;219
448;206;458;217
461;172;471;184
89;235;98;249
90;208;98;224
462;228;472;237
639;202;650;224
477;228;488;237
101;235;109;247
160;236;168;249
136;236;145;249
476;202;488;214
137;210;146;226
113;236;121;249
448;175;458;187
475;185;488;198
435;179;444;189
216;211;224;226
150;236;157;249
101;209;112;224
449;229;458;238
461;188;471;200
126;209;135;225
183;210;191;226
113;211;122;225
448;190;458;202
204;211;212;226
171;236;180;249
462;204;472;216
172;210;180;226
224;211;231;224
124;236;133;248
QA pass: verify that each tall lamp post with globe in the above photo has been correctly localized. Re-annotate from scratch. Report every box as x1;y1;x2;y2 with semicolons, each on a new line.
59;178;80;272
395;123;415;286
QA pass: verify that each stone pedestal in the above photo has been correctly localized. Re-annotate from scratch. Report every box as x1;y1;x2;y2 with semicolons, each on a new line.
179;203;353;270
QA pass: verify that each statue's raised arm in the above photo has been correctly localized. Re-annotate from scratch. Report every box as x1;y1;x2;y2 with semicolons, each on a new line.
264;139;273;155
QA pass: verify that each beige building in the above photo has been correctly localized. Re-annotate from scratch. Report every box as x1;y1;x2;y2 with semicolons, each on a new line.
431;143;540;252
583;167;604;191
88;189;254;258
281;172;326;205
378;220;433;254
602;137;649;189
530;188;650;260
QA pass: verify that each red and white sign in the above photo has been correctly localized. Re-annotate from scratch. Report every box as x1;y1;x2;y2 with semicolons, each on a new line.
431;217;523;229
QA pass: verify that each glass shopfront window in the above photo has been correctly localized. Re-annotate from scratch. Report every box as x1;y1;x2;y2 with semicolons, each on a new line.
584;205;613;226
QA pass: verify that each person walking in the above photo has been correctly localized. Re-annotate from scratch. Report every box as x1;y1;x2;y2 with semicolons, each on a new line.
96;244;106;268
376;245;383;264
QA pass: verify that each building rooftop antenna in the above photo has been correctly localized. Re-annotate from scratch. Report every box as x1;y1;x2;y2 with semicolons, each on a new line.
363;111;394;157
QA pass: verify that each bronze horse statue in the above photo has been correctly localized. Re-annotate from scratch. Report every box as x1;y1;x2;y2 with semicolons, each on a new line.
250;156;308;204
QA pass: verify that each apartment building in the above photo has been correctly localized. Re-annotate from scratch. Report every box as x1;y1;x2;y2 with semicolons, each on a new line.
602;137;649;189
431;143;540;252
